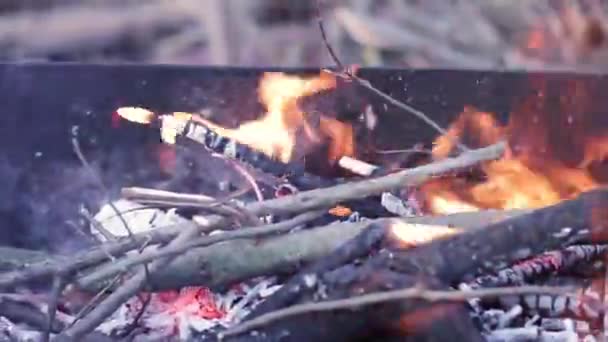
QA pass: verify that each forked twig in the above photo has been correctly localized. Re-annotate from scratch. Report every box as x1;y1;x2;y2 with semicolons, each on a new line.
219;285;572;339
315;0;470;152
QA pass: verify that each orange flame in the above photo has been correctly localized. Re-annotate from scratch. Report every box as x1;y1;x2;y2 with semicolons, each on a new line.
422;79;608;214
116;72;355;165
204;71;353;164
116;107;155;124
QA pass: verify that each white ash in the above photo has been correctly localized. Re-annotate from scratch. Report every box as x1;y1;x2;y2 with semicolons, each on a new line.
484;327;579;342
88;200;287;340
91;199;190;242
380;192;420;217
497;305;523;329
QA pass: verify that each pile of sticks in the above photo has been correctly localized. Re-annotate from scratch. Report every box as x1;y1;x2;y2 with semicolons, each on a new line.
2;134;608;341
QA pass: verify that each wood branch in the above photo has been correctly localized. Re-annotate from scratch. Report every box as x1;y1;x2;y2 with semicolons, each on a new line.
219;223;486;342
14;144;506;341
223;142;504;217
388;188;608;283
0;205;519;294
220;189;608;341
75;208;527;293
222;285;570;339
0;246;61;272
0;208;525;292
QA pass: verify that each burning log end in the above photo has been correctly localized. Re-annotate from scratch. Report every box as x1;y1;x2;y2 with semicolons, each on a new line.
388;187;608;286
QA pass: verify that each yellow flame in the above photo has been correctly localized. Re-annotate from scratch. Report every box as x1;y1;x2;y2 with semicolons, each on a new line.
116;107;155;124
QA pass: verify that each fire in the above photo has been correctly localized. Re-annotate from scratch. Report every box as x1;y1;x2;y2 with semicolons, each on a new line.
422;81;608;214
198;71;354;163
116;72;355;165
388;221;460;248
116;106;155;124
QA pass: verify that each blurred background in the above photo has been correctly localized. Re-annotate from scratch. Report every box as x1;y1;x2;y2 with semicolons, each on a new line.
1;0;608;71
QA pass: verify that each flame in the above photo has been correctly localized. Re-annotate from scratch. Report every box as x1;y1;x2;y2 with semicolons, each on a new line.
190;71;353;164
388;221;460;248
116;106;155;124
421;80;608;214
116;72;354;165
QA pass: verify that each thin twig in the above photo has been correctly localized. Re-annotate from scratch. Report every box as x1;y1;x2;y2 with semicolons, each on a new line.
67;275;122;328
119;292;151;338
315;0;470;152
219;285;572;339
121;187;259;225
72;138;134;239
375;148;434;155
42;275;66;342
71;136;154;335
220;155;265;202
0;143;504;292
316;0;344;70
75;210;326;288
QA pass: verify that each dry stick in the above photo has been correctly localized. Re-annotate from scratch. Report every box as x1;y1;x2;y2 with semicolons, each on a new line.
219;285;572;339
315;0;470;152
0;223;185;290
75;209;528;292
72;138;135;241
0;143;504;292
42;276;66;342
0;209;523;295
121;187;258;225
70;137;153;337
67;275;122;329
76;208;529;289
56;143;505;340
76;210;326;288
209;142;503;217
56;229;203;341
221;156;265;202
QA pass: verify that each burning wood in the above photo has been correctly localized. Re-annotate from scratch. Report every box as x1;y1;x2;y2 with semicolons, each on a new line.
3;68;608;342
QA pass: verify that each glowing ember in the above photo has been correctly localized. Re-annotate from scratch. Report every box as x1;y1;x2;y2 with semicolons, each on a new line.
328;205;353;217
153;287;225;319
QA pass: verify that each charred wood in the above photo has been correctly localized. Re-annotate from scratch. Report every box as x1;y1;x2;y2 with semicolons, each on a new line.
223;189;608;341
0;296;64;333
470;245;608;289
221;224;485;342
175;118;392;217
497;292;604;322
76;210;507;293
0;208;517;292
385;188;608;284
0;208;524;292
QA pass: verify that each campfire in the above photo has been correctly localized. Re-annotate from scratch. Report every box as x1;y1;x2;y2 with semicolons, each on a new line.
1;66;607;342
